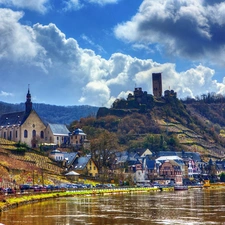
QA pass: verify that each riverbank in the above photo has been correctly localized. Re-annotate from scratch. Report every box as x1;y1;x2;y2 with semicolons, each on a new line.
2;184;225;213
0;186;174;212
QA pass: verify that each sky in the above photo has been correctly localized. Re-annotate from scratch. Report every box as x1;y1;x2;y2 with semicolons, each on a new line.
1;0;225;107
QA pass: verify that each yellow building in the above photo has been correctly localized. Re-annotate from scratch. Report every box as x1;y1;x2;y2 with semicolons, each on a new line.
73;156;98;177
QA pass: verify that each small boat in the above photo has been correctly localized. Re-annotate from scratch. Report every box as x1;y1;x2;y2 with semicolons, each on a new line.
203;180;210;188
174;185;188;191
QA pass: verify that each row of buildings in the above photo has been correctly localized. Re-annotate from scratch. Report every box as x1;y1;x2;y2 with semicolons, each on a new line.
49;146;224;185
0;89;87;149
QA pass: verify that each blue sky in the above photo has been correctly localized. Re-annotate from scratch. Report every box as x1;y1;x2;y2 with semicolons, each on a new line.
1;0;225;107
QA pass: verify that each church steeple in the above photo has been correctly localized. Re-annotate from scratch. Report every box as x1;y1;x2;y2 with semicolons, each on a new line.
25;84;32;114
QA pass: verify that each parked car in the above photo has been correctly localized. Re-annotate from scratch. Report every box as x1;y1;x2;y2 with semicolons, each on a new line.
32;185;47;192
3;188;14;194
19;184;30;191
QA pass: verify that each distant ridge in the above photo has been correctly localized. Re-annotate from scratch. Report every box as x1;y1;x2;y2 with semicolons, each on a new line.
0;101;99;125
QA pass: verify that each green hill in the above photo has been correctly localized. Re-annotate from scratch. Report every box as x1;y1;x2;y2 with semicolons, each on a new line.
70;93;225;162
0;101;98;124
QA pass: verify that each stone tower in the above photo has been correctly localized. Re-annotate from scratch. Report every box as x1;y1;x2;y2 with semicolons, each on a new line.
152;73;162;97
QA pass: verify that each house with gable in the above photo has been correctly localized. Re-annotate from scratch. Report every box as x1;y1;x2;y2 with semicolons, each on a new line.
48;150;78;168
45;123;70;146
176;151;203;178
134;160;145;183
136;148;152;158
144;157;158;181
72;155;98;177
159;160;183;185
69;128;90;150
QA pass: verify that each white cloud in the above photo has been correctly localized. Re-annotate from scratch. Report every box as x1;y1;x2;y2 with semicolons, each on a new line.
63;0;83;11
114;0;225;65
79;81;111;106
1;8;225;107
0;91;13;97
0;0;49;13
81;34;106;54
0;9;44;61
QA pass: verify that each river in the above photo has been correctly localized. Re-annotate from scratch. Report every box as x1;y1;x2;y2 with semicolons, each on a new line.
0;188;225;225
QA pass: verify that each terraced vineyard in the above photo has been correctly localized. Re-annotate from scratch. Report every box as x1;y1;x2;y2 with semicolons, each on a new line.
0;138;63;186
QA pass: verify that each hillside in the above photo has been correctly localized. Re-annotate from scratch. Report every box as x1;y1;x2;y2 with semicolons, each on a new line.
70;96;225;162
0;138;66;186
0;101;99;124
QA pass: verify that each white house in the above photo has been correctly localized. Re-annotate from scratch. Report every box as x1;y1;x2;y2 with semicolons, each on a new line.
45;123;70;146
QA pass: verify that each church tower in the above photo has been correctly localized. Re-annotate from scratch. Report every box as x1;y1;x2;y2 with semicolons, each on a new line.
25;85;32;114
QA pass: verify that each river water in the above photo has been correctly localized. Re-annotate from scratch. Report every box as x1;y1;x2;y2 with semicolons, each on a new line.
1;188;225;225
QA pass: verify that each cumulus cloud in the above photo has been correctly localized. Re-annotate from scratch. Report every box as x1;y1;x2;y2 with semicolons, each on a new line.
0;9;44;61
1;7;225;107
0;0;49;13
114;0;225;65
79;81;111;106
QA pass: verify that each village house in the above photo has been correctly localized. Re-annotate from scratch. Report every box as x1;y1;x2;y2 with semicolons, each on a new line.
48;150;78;165
72;155;98;177
159;160;183;185
69;128;90;150
45;123;70;146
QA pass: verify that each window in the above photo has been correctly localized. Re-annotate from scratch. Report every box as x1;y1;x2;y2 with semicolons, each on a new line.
57;137;59;140
32;130;36;137
24;130;28;138
16;131;18;138
40;131;44;139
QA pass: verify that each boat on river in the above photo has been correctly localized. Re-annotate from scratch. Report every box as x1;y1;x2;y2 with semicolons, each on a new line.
174;185;188;191
203;180;210;188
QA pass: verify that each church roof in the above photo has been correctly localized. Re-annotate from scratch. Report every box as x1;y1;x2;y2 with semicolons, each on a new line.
0;111;26;127
48;123;69;135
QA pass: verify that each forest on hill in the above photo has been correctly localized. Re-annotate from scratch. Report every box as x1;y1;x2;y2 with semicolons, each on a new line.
69;93;225;162
0;101;98;124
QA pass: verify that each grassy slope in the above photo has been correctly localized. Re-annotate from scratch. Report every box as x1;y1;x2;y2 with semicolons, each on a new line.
0;138;65;187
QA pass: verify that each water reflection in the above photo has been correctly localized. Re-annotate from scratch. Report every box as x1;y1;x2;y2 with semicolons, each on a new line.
1;189;225;225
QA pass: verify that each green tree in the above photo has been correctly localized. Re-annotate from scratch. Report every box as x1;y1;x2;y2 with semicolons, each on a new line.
220;172;225;182
90;130;119;180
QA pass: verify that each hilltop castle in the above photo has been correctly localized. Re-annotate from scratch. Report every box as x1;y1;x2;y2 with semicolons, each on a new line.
97;73;177;117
